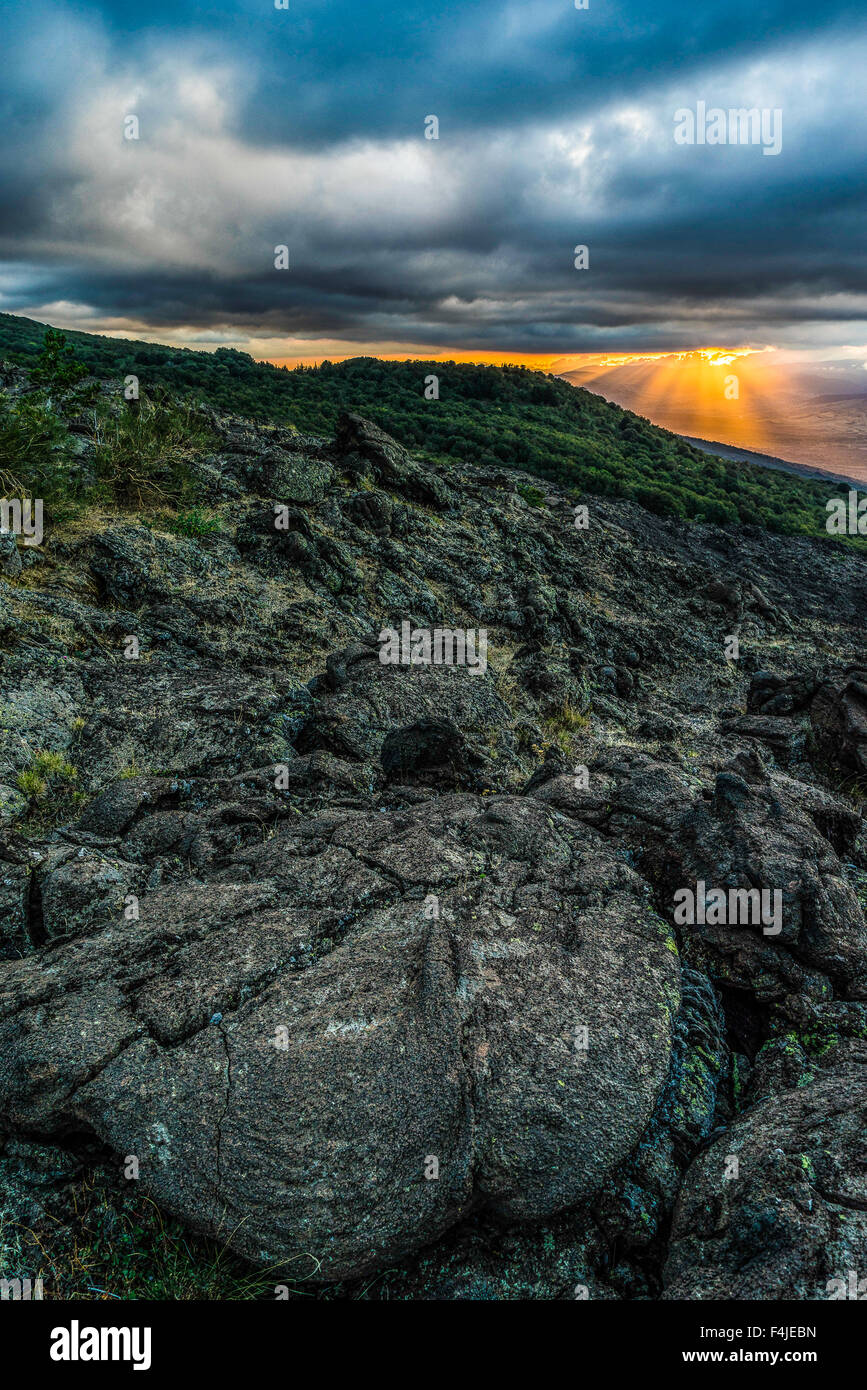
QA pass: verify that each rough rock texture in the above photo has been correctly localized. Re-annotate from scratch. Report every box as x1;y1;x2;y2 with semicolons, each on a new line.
664;1057;867;1300
0;789;680;1280
811;667;867;776
2;400;867;1297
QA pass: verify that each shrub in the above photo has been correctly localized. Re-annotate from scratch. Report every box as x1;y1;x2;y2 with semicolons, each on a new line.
516;481;546;507
28;329;89;397
160;507;222;538
91;398;214;507
15;750;83;830
0;393;78;509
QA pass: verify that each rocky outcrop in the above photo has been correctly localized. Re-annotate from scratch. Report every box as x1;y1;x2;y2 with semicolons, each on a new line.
664;1057;867;1300
0;789;678;1280
811;667;867;776
2;404;867;1297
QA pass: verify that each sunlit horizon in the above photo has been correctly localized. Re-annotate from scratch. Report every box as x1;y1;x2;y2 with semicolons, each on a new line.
7;302;867;477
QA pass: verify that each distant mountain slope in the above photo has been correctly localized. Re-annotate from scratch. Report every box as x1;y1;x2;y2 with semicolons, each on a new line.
680;435;864;492
0;311;862;545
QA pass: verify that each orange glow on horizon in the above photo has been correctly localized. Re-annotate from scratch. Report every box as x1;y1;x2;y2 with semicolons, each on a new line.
561;346;789;459
568;346;770;370
263;344;771;373
264;350;569;370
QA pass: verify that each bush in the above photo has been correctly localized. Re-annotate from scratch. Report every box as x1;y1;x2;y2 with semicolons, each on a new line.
0;393;76;508
28;329;89;397
15;750;83;831
91;398;214;507
0;387;216;517
516;482;546;507
160;507;222;538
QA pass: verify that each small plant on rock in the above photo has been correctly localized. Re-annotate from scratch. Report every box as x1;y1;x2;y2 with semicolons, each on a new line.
516;481;546;507
543;698;590;754
15;749;84;831
160;507;222;538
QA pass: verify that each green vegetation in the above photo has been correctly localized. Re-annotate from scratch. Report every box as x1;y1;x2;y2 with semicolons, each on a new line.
0;392;75;507
0;333;215;517
0;313;864;546
90;396;211;508
28;327;90;398
158;506;223;537
118;759;144;779
543;698;591;754
15;749;84;830
2;1161;294;1300
16;749;78;796
516;481;546;507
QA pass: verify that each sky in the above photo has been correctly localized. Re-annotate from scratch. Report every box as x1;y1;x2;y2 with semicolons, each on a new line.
2;0;867;458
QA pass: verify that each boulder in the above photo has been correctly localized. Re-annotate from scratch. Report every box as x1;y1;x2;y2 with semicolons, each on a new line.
811;666;867;775
664;1060;867;1300
0;794;679;1281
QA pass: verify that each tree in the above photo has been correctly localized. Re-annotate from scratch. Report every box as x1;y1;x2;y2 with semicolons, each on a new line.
30;329;88;395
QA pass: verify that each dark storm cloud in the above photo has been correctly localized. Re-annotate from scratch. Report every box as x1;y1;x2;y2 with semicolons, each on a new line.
2;0;866;352
47;0;867;145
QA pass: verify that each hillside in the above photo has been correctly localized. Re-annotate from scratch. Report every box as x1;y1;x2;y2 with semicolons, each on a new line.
1;344;867;1300
0;312;862;545
680;434;865;490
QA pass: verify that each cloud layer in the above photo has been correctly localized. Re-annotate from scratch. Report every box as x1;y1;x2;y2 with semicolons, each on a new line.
2;0;866;356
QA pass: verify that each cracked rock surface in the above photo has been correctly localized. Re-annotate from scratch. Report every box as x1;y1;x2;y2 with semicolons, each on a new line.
2;406;867;1296
0;789;678;1279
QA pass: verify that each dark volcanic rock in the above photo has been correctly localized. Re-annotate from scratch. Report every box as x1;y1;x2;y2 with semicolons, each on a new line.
664;1059;867;1300
811;666;867;776
381;716;470;780
336;412;458;511
0;793;678;1281
719;713;807;765
748;668;819;716
2;405;867;1299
